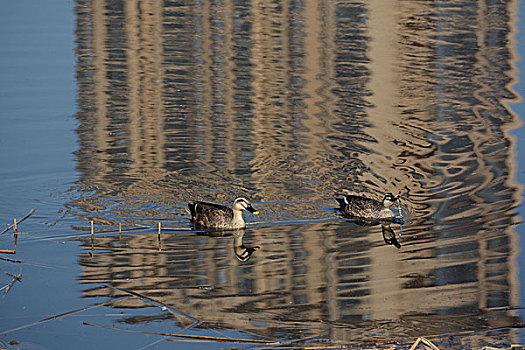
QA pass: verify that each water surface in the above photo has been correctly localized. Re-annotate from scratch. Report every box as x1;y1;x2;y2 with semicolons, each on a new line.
1;0;524;349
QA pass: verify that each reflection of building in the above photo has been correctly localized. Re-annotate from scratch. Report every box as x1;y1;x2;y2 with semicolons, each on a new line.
394;0;521;325
74;0;521;343
75;0;166;188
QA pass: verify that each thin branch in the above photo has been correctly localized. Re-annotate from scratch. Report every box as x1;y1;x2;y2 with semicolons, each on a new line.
106;285;200;325
5;272;21;281
420;337;441;350
1;209;36;234
0;272;21;294
138;338;167;350
0;256;23;263
83;321;276;344
410;337;441;350
0;297;131;336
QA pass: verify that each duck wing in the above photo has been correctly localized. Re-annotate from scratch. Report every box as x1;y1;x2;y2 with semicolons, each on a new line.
189;201;233;227
348;195;381;208
336;195;382;218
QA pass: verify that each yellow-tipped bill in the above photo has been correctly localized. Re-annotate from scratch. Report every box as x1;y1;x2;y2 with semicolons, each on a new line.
248;207;259;215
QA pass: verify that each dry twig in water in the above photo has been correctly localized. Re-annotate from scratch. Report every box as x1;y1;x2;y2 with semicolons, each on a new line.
0;272;21;295
83;321;276;344
1;209;36;234
409;337;440;350
0;256;23;263
106;285;201;328
0;296;132;336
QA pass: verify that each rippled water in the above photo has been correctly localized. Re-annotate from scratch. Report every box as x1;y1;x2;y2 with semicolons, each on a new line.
1;0;525;348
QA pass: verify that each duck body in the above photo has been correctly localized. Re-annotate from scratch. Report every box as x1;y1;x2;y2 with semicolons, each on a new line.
335;193;399;220
188;197;258;230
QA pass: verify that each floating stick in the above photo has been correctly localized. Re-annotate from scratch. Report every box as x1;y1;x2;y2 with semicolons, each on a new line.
157;222;162;251
0;297;132;336
1;209;36;234
90;221;95;258
13;218;17;233
410;337;440;350
0;256;23;263
83;321;276;344
6;272;21;281
106;285;200;325
0;249;16;254
119;223;122;239
0;272;21;294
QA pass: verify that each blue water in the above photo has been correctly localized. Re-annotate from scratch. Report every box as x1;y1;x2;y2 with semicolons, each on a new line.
1;0;525;349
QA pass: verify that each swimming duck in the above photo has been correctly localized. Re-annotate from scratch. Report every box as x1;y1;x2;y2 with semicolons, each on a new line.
188;197;259;230
335;192;400;220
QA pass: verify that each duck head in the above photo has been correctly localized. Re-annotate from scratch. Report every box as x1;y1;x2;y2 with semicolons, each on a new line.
382;193;400;208
233;198;259;215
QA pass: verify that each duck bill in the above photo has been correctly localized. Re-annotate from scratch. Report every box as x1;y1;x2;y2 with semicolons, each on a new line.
247;206;259;215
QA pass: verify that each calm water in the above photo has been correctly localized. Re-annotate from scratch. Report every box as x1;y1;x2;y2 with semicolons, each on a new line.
1;0;525;349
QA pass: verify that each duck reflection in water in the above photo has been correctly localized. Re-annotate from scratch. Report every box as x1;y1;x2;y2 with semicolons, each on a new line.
233;229;260;261
197;229;260;261
335;191;403;248
380;223;401;249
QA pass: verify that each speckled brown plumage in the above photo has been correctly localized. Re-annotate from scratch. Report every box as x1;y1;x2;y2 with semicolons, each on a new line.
335;193;399;220
188;197;258;230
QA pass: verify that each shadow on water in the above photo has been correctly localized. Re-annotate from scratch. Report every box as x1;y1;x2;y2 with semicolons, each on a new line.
62;0;525;347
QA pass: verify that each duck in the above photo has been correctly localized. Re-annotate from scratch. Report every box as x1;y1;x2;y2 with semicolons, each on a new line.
187;197;259;230
335;192;400;220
